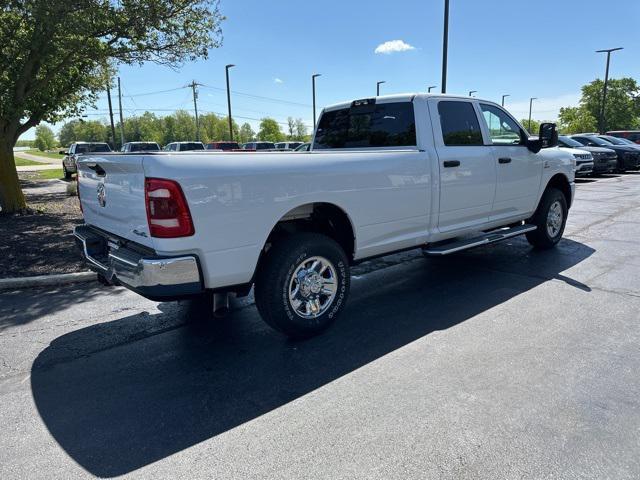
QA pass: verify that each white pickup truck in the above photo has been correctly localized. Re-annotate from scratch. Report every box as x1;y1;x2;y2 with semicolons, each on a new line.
75;93;575;338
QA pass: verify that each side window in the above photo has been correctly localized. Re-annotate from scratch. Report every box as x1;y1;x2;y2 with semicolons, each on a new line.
69;145;75;154
437;101;483;146
480;104;524;146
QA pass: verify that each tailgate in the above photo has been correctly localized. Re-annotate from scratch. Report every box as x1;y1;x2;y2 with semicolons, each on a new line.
77;154;154;248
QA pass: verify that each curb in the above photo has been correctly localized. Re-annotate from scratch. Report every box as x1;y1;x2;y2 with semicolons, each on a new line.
0;271;97;291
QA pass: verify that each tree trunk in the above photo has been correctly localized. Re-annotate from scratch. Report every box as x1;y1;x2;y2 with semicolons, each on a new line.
0;135;26;214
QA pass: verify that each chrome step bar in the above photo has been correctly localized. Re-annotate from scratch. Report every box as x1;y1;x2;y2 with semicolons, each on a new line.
423;224;537;256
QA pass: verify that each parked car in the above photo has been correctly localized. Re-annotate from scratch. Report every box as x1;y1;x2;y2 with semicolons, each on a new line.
75;93;573;338
606;130;640;144
571;134;640;172
596;135;640;151
294;143;311;152
206;141;239;151
274;141;304;151
163;142;205;152
242;141;276;151
61;142;111;179
554;144;593;177
121;142;160;153
557;135;616;174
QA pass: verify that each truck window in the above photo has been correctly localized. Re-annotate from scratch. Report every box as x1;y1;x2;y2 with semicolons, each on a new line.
480;104;523;145
314;102;416;149
438;101;483;146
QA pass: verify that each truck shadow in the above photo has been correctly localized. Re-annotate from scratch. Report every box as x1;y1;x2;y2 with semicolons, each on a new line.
31;238;594;477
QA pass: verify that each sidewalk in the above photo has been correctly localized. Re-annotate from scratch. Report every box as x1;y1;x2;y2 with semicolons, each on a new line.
16;164;61;171
14;151;61;165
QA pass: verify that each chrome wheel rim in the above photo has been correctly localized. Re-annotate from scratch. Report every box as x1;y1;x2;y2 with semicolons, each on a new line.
288;256;338;318
546;200;563;238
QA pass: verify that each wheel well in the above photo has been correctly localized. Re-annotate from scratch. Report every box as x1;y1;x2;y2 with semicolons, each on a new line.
263;203;356;263
546;174;572;208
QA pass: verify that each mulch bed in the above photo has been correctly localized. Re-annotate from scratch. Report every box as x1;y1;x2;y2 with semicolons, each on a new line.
0;175;85;278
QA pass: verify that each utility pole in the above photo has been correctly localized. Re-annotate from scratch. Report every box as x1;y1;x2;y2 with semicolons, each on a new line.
501;94;510;106
225;65;235;141
428;85;437;93
441;0;450;93
528;97;537;133
376;81;386;96
106;81;117;150
117;77;125;147
468;90;477;97
312;73;321;130
188;80;202;141
596;47;623;133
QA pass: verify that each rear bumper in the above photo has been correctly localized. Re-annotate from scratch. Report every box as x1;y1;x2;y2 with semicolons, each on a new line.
74;225;203;300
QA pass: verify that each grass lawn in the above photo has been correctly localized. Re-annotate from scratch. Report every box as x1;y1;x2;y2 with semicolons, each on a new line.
33;169;65;180
15;157;42;166
26;149;65;160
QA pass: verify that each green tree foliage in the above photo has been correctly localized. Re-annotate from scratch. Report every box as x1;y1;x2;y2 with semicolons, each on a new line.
258;118;284;142
294;118;308;141
520;119;541;136
57;120;109;146
0;0;223;213
557;107;598;134
239;123;256;144
557;78;640;134
34;125;56;151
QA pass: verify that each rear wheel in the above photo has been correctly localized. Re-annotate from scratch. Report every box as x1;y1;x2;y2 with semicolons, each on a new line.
525;187;567;249
255;233;350;339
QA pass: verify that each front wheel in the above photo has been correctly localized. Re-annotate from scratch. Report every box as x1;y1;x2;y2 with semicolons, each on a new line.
254;233;350;339
525;187;568;249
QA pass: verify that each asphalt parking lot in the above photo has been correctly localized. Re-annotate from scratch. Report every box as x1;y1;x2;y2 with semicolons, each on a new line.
1;173;639;479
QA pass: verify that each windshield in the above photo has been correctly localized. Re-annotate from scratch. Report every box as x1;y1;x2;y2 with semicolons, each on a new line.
256;143;275;150
558;136;584;148
579;136;612;147
181;143;204;151
600;135;627;145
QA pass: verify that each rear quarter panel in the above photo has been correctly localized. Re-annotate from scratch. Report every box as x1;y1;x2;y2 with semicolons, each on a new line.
143;150;432;288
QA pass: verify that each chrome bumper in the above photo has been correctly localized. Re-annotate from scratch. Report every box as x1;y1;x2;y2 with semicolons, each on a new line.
74;225;203;299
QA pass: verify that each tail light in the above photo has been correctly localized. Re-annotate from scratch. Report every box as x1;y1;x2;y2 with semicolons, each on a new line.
145;178;194;238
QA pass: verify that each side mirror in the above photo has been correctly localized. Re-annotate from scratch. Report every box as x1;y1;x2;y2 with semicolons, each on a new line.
539;123;558;148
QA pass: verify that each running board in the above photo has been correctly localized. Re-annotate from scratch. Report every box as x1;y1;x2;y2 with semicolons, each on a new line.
423;224;537;256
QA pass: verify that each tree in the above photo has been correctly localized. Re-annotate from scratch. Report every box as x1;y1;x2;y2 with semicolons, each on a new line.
557;106;598;134
0;1;223;213
34;125;56;151
287;117;296;139
239;123;255;144
57;119;108;146
294;118;308;141
520;119;541;136
258;118;284;142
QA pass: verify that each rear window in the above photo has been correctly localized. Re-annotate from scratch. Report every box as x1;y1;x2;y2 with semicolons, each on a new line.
130;143;160;152
75;143;111;153
208;142;237;150
313;101;417;149
181;143;204;151
438;101;483;146
256;143;275;150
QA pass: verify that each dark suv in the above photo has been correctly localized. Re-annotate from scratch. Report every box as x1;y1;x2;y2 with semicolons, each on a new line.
61;142;111;179
571;134;640;172
557;136;616;174
606;130;640;144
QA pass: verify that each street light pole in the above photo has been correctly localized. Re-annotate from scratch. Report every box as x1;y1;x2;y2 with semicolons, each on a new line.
596;47;623;133
312;73;321;130
376;81;386;96
225;64;235;141
528;97;537;132
468;90;477;97
117;76;125;146
428;85;437;93
501;94;510;106
441;0;450;94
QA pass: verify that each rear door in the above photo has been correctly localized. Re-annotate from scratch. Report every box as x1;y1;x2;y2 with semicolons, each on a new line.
430;99;496;233
478;103;542;220
77;154;154;248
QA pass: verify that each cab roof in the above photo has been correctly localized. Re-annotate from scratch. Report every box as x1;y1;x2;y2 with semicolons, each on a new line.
323;93;498;112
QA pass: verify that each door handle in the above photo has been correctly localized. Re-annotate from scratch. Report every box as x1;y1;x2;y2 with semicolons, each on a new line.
443;160;460;168
498;157;512;164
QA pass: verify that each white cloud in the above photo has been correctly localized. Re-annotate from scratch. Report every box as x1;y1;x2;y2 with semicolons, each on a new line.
374;40;416;55
274;78;283;84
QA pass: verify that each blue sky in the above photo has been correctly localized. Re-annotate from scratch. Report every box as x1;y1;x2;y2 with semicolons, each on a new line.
22;0;640;140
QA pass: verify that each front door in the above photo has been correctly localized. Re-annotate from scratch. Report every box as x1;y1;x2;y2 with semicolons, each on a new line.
479;103;543;221
431;99;497;233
